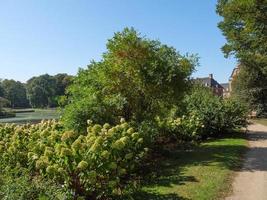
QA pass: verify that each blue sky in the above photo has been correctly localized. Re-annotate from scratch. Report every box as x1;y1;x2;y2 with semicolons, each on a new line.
0;0;236;83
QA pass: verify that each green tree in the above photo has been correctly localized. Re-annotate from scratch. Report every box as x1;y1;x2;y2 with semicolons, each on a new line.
217;0;267;116
0;83;4;97
63;28;197;131
26;74;73;108
1;80;29;108
231;66;267;116
26;74;56;108
53;73;73;96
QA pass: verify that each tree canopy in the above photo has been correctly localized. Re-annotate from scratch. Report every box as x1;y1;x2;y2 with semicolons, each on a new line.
0;79;29;108
63;28;198;131
217;0;267;116
27;74;73;108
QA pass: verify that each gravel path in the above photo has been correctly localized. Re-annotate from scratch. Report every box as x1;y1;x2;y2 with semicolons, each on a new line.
226;123;267;200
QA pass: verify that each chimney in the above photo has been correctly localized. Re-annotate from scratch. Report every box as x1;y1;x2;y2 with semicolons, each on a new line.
209;74;213;79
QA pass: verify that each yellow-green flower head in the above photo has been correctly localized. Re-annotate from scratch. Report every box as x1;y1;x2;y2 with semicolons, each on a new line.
109;162;117;170
112;139;125;150
77;160;88;171
103;123;110;130
46;165;56;175
101;150;110;159
89;140;101;152
7;146;16;154
126;128;134;135
57;167;67;175
92;124;102;135
27;152;34;159
35;158;48;169
71;139;82;151
55;144;64;154
78;135;85;141
121;136;129;143
86;135;96;145
61;131;76;142
107;127;116;136
112;188;122;195
137;138;144;144
60;148;73;157
120;122;129;130
131;132;139;139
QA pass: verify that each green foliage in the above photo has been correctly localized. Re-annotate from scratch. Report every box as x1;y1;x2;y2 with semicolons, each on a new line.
217;0;267;115
26;74;73;108
63;28;197;132
0;97;16;118
0;120;147;199
182;85;248;139
0;79;29;108
217;0;267;69
232;66;267;117
0;170;64;200
0;84;4;97
156;111;204;141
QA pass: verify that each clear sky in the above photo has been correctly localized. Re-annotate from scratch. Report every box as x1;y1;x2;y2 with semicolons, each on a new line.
0;0;236;83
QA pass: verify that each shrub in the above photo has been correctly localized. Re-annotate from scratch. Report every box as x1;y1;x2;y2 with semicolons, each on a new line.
182;85;248;139
156;112;205;141
62;28;197;132
0;120;148;199
0;170;64;200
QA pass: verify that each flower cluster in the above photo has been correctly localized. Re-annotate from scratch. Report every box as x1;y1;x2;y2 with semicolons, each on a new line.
0;119;147;199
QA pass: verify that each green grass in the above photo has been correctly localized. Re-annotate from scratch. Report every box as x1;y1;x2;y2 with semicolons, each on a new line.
253;118;267;126
134;135;247;200
0;109;60;124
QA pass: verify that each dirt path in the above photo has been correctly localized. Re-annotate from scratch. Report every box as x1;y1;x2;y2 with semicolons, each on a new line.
226;123;267;200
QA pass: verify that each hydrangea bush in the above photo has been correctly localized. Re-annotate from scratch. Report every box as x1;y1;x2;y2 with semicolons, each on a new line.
0;119;148;199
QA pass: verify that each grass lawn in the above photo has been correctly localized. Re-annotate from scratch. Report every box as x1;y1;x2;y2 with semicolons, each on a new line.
253;118;267;126
134;135;247;200
0;109;60;124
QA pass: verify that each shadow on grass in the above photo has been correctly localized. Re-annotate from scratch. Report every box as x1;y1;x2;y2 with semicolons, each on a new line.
132;133;249;200
133;191;191;200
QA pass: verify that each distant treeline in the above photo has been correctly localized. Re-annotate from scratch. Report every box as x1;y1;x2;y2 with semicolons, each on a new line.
0;74;73;108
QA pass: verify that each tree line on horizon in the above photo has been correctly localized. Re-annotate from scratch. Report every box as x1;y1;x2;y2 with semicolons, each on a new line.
0;73;73;109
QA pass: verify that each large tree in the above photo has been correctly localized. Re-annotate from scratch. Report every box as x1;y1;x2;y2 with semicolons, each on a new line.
217;0;267;116
62;28;197;131
27;74;56;108
26;74;73;108
54;73;73;96
1;79;29;108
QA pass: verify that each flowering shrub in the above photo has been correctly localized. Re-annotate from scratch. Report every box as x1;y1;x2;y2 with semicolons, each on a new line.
183;85;248;139
0;119;148;199
174;114;205;140
156;112;205;141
